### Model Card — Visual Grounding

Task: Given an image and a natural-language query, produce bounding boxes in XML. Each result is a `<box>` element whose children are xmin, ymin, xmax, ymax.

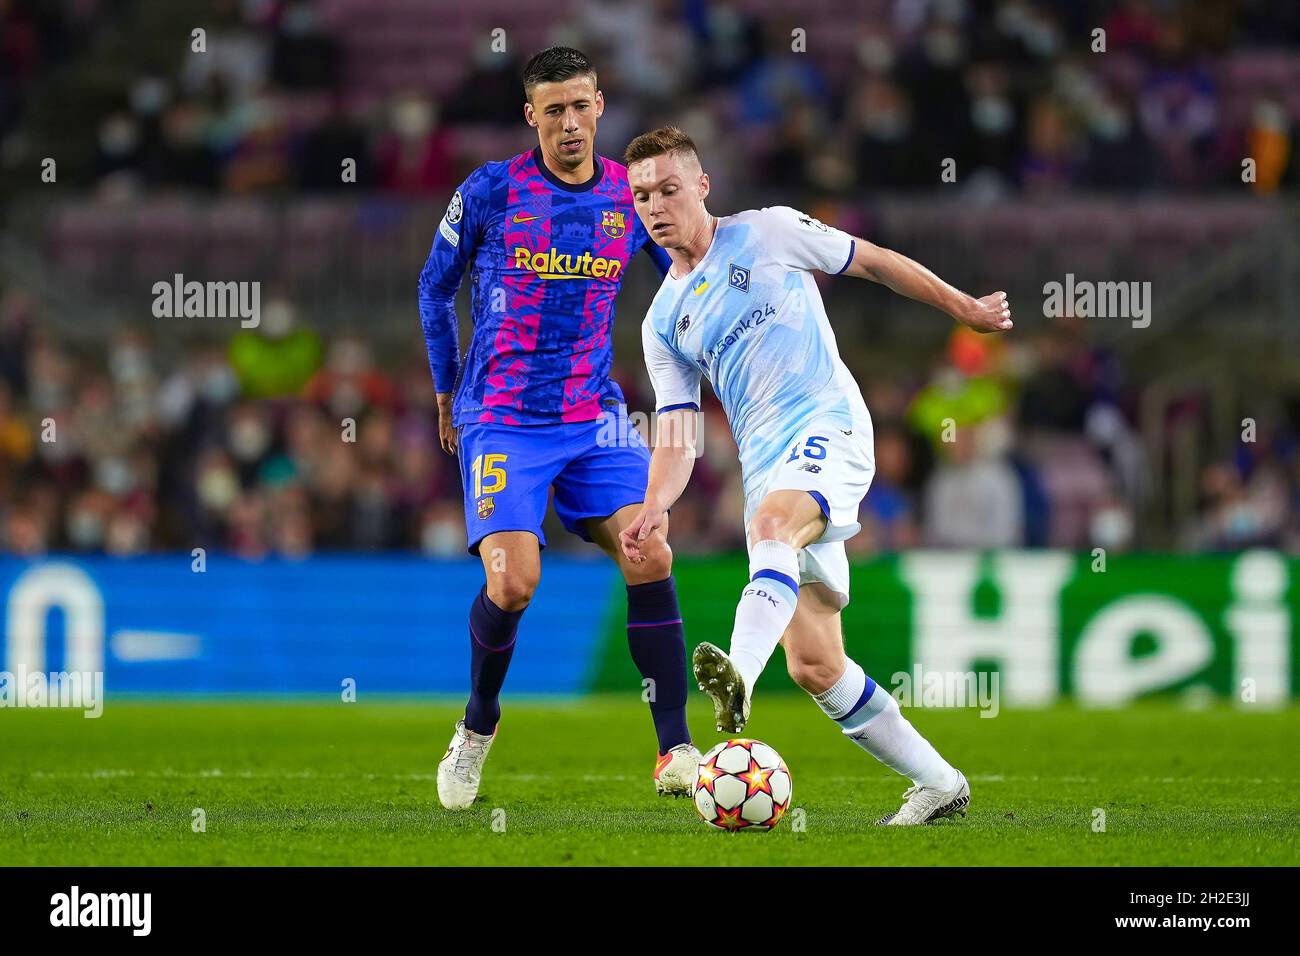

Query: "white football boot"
<box><xmin>437</xmin><ymin>719</ymin><xmax>495</xmax><ymax>810</ymax></box>
<box><xmin>653</xmin><ymin>743</ymin><xmax>702</xmax><ymax>797</ymax></box>
<box><xmin>877</xmin><ymin>770</ymin><xmax>970</xmax><ymax>826</ymax></box>
<box><xmin>692</xmin><ymin>641</ymin><xmax>751</xmax><ymax>733</ymax></box>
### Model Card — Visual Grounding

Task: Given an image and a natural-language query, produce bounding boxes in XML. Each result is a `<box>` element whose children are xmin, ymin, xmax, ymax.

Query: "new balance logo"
<box><xmin>677</xmin><ymin>315</ymin><xmax>691</xmax><ymax>335</ymax></box>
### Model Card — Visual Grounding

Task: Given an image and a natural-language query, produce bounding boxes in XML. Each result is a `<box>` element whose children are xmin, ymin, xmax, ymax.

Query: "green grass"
<box><xmin>2</xmin><ymin>696</ymin><xmax>1297</xmax><ymax>865</ymax></box>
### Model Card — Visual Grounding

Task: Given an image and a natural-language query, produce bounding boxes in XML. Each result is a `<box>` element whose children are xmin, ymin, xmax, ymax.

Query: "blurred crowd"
<box><xmin>2</xmin><ymin>0</ymin><xmax>1299</xmax><ymax>557</ymax></box>
<box><xmin>2</xmin><ymin>283</ymin><xmax>1298</xmax><ymax>557</ymax></box>
<box><xmin>0</xmin><ymin>284</ymin><xmax>466</xmax><ymax>557</ymax></box>
<box><xmin>3</xmin><ymin>0</ymin><xmax>1300</xmax><ymax>201</ymax></box>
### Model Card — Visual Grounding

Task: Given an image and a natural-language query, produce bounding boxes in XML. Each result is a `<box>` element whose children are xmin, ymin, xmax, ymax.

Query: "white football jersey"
<box><xmin>642</xmin><ymin>206</ymin><xmax>870</xmax><ymax>494</ymax></box>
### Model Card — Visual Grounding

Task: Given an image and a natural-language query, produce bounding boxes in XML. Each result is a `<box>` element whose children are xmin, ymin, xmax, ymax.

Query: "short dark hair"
<box><xmin>522</xmin><ymin>47</ymin><xmax>597</xmax><ymax>99</ymax></box>
<box><xmin>623</xmin><ymin>126</ymin><xmax>700</xmax><ymax>168</ymax></box>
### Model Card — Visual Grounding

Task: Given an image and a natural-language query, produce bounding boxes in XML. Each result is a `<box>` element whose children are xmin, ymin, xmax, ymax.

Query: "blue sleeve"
<box><xmin>418</xmin><ymin>168</ymin><xmax>489</xmax><ymax>393</ymax></box>
<box><xmin>641</xmin><ymin>234</ymin><xmax>672</xmax><ymax>277</ymax></box>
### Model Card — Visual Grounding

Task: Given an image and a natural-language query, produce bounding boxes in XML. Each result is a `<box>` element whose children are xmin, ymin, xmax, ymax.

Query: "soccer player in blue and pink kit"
<box><xmin>419</xmin><ymin>48</ymin><xmax>700</xmax><ymax>809</ymax></box>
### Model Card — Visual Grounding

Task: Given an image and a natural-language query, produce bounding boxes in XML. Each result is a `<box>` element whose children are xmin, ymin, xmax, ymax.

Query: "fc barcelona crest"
<box><xmin>477</xmin><ymin>496</ymin><xmax>495</xmax><ymax>519</ymax></box>
<box><xmin>601</xmin><ymin>209</ymin><xmax>626</xmax><ymax>239</ymax></box>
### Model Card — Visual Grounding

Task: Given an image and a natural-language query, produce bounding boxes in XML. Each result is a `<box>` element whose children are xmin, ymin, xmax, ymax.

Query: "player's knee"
<box><xmin>748</xmin><ymin>511</ymin><xmax>795</xmax><ymax>545</ymax></box>
<box><xmin>786</xmin><ymin>656</ymin><xmax>841</xmax><ymax>695</ymax></box>
<box><xmin>625</xmin><ymin>538</ymin><xmax>673</xmax><ymax>584</ymax></box>
<box><xmin>486</xmin><ymin>572</ymin><xmax>539</xmax><ymax>612</ymax></box>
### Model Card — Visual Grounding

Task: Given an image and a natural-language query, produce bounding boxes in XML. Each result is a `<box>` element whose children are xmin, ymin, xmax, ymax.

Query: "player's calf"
<box><xmin>726</xmin><ymin>539</ymin><xmax>803</xmax><ymax>700</ymax></box>
<box><xmin>626</xmin><ymin>576</ymin><xmax>692</xmax><ymax>755</ymax></box>
<box><xmin>786</xmin><ymin>655</ymin><xmax>844</xmax><ymax>695</ymax></box>
<box><xmin>464</xmin><ymin>585</ymin><xmax>524</xmax><ymax>735</ymax></box>
<box><xmin>595</xmin><ymin>505</ymin><xmax>694</xmax><ymax>758</ymax></box>
<box><xmin>800</xmin><ymin>651</ymin><xmax>968</xmax><ymax>823</ymax></box>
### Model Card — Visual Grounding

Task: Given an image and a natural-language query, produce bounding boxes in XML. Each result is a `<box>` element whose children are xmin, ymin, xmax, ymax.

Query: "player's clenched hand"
<box><xmin>956</xmin><ymin>291</ymin><xmax>1012</xmax><ymax>334</ymax></box>
<box><xmin>620</xmin><ymin>505</ymin><xmax>666</xmax><ymax>563</ymax></box>
<box><xmin>436</xmin><ymin>392</ymin><xmax>457</xmax><ymax>455</ymax></box>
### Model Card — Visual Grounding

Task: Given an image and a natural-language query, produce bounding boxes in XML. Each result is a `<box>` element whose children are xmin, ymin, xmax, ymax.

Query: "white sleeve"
<box><xmin>762</xmin><ymin>205</ymin><xmax>856</xmax><ymax>275</ymax></box>
<box><xmin>642</xmin><ymin>317</ymin><xmax>701</xmax><ymax>413</ymax></box>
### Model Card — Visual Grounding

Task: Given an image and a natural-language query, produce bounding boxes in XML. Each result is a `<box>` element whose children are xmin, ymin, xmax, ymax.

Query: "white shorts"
<box><xmin>743</xmin><ymin>412</ymin><xmax>876</xmax><ymax>609</ymax></box>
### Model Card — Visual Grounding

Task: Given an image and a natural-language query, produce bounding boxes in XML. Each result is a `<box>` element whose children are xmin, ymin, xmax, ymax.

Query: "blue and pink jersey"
<box><xmin>419</xmin><ymin>146</ymin><xmax>670</xmax><ymax>427</ymax></box>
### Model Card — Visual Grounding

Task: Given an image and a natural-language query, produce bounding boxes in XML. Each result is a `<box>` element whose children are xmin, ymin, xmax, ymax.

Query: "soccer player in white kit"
<box><xmin>618</xmin><ymin>127</ymin><xmax>1013</xmax><ymax>825</ymax></box>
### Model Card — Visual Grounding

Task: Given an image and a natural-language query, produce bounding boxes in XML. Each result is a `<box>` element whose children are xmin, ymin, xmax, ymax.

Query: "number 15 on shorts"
<box><xmin>472</xmin><ymin>453</ymin><xmax>508</xmax><ymax>497</ymax></box>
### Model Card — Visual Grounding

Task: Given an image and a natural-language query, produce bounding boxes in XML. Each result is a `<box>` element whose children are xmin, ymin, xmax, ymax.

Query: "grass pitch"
<box><xmin>2</xmin><ymin>696</ymin><xmax>1297</xmax><ymax>866</ymax></box>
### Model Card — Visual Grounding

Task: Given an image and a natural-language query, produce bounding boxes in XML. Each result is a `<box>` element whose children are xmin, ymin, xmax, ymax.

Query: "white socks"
<box><xmin>729</xmin><ymin>539</ymin><xmax>800</xmax><ymax>693</ymax></box>
<box><xmin>730</xmin><ymin>539</ymin><xmax>958</xmax><ymax>792</ymax></box>
<box><xmin>811</xmin><ymin>658</ymin><xmax>959</xmax><ymax>790</ymax></box>
<box><xmin>811</xmin><ymin>658</ymin><xmax>876</xmax><ymax>722</ymax></box>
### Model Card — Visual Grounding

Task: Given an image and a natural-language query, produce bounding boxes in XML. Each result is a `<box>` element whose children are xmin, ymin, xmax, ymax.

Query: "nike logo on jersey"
<box><xmin>512</xmin><ymin>213</ymin><xmax>541</xmax><ymax>223</ymax></box>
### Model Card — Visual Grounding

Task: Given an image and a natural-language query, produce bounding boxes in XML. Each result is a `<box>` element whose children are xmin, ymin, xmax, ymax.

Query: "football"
<box><xmin>694</xmin><ymin>738</ymin><xmax>792</xmax><ymax>831</ymax></box>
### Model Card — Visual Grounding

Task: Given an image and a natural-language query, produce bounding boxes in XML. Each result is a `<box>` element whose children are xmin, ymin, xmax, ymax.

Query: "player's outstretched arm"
<box><xmin>842</xmin><ymin>240</ymin><xmax>1012</xmax><ymax>334</ymax></box>
<box><xmin>620</xmin><ymin>409</ymin><xmax>698</xmax><ymax>563</ymax></box>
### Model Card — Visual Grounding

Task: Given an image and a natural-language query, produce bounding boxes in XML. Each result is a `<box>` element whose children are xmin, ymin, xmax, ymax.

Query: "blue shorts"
<box><xmin>457</xmin><ymin>411</ymin><xmax>650</xmax><ymax>554</ymax></box>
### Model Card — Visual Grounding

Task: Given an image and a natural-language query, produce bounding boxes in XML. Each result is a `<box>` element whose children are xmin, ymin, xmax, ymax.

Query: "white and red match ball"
<box><xmin>694</xmin><ymin>738</ymin><xmax>792</xmax><ymax>832</ymax></box>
